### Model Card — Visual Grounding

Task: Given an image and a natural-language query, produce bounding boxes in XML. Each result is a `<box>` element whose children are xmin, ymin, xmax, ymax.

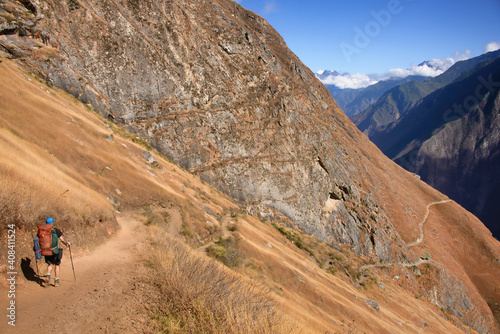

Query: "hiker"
<box><xmin>35</xmin><ymin>217</ymin><xmax>71</xmax><ymax>287</ymax></box>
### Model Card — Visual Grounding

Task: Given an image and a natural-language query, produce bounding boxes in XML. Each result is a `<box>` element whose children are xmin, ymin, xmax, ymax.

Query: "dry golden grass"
<box><xmin>233</xmin><ymin>214</ymin><xmax>475</xmax><ymax>333</ymax></box>
<box><xmin>0</xmin><ymin>61</ymin><xmax>121</xmax><ymax>263</ymax></box>
<box><xmin>0</xmin><ymin>128</ymin><xmax>113</xmax><ymax>224</ymax></box>
<box><xmin>149</xmin><ymin>226</ymin><xmax>296</xmax><ymax>334</ymax></box>
<box><xmin>0</xmin><ymin>126</ymin><xmax>116</xmax><ymax>265</ymax></box>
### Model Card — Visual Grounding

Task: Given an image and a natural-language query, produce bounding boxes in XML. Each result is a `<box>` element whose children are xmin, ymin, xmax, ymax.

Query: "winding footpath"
<box><xmin>359</xmin><ymin>199</ymin><xmax>452</xmax><ymax>273</ymax></box>
<box><xmin>407</xmin><ymin>199</ymin><xmax>452</xmax><ymax>247</ymax></box>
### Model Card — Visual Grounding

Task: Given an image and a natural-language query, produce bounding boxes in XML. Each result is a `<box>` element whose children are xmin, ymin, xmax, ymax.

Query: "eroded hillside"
<box><xmin>0</xmin><ymin>57</ymin><xmax>493</xmax><ymax>334</ymax></box>
<box><xmin>1</xmin><ymin>0</ymin><xmax>500</xmax><ymax>332</ymax></box>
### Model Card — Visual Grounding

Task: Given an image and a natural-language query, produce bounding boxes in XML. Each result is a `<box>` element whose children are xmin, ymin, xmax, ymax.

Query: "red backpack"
<box><xmin>37</xmin><ymin>224</ymin><xmax>59</xmax><ymax>256</ymax></box>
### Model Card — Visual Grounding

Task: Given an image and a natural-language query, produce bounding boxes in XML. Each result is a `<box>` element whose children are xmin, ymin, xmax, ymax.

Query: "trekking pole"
<box><xmin>68</xmin><ymin>244</ymin><xmax>76</xmax><ymax>281</ymax></box>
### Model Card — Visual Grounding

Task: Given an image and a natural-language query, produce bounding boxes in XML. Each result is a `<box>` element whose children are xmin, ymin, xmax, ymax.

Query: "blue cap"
<box><xmin>46</xmin><ymin>217</ymin><xmax>55</xmax><ymax>224</ymax></box>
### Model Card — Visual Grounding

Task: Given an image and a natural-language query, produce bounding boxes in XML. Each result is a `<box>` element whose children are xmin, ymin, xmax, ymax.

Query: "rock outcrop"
<box><xmin>1</xmin><ymin>0</ymin><xmax>404</xmax><ymax>260</ymax></box>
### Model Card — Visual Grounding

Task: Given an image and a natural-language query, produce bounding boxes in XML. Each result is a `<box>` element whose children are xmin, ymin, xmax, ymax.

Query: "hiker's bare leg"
<box><xmin>55</xmin><ymin>265</ymin><xmax>60</xmax><ymax>278</ymax></box>
<box><xmin>44</xmin><ymin>264</ymin><xmax>53</xmax><ymax>285</ymax></box>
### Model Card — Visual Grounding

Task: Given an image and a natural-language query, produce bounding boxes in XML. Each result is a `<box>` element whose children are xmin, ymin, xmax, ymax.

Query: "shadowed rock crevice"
<box><xmin>19</xmin><ymin>0</ymin><xmax>37</xmax><ymax>14</ymax></box>
<box><xmin>317</xmin><ymin>156</ymin><xmax>330</xmax><ymax>175</ymax></box>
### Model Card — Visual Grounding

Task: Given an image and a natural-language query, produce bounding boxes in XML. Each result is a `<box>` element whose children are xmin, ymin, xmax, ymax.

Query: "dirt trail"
<box><xmin>2</xmin><ymin>215</ymin><xmax>152</xmax><ymax>334</ymax></box>
<box><xmin>408</xmin><ymin>199</ymin><xmax>452</xmax><ymax>247</ymax></box>
<box><xmin>360</xmin><ymin>258</ymin><xmax>444</xmax><ymax>272</ymax></box>
<box><xmin>359</xmin><ymin>199</ymin><xmax>452</xmax><ymax>273</ymax></box>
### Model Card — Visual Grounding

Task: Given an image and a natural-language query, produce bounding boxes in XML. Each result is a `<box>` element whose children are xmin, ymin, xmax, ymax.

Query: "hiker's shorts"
<box><xmin>44</xmin><ymin>249</ymin><xmax>63</xmax><ymax>265</ymax></box>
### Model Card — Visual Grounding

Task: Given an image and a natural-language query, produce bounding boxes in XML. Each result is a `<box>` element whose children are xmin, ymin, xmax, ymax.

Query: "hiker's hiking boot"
<box><xmin>54</xmin><ymin>277</ymin><xmax>60</xmax><ymax>287</ymax></box>
<box><xmin>42</xmin><ymin>274</ymin><xmax>50</xmax><ymax>287</ymax></box>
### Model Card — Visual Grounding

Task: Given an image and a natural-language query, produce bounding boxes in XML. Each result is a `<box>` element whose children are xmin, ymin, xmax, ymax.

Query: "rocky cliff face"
<box><xmin>2</xmin><ymin>1</ymin><xmax>500</xmax><ymax>331</ymax></box>
<box><xmin>1</xmin><ymin>0</ymin><xmax>403</xmax><ymax>259</ymax></box>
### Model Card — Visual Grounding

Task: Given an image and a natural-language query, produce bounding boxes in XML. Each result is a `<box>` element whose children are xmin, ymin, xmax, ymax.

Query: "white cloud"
<box><xmin>320</xmin><ymin>72</ymin><xmax>379</xmax><ymax>89</ymax></box>
<box><xmin>386</xmin><ymin>61</ymin><xmax>448</xmax><ymax>78</ymax></box>
<box><xmin>485</xmin><ymin>41</ymin><xmax>500</xmax><ymax>53</ymax></box>
<box><xmin>454</xmin><ymin>49</ymin><xmax>471</xmax><ymax>61</ymax></box>
<box><xmin>318</xmin><ymin>50</ymin><xmax>472</xmax><ymax>89</ymax></box>
<box><xmin>386</xmin><ymin>50</ymin><xmax>471</xmax><ymax>79</ymax></box>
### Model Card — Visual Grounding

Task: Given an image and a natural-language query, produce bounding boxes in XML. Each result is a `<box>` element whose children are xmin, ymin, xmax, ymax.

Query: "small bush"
<box><xmin>200</xmin><ymin>237</ymin><xmax>243</xmax><ymax>268</ymax></box>
<box><xmin>145</xmin><ymin>216</ymin><xmax>155</xmax><ymax>225</ymax></box>
<box><xmin>162</xmin><ymin>211</ymin><xmax>170</xmax><ymax>225</ymax></box>
<box><xmin>227</xmin><ymin>222</ymin><xmax>237</xmax><ymax>232</ymax></box>
<box><xmin>207</xmin><ymin>245</ymin><xmax>227</xmax><ymax>261</ymax></box>
<box><xmin>271</xmin><ymin>223</ymin><xmax>316</xmax><ymax>259</ymax></box>
<box><xmin>327</xmin><ymin>267</ymin><xmax>337</xmax><ymax>275</ymax></box>
<box><xmin>132</xmin><ymin>136</ymin><xmax>153</xmax><ymax>151</ymax></box>
<box><xmin>328</xmin><ymin>252</ymin><xmax>343</xmax><ymax>262</ymax></box>
<box><xmin>181</xmin><ymin>225</ymin><xmax>192</xmax><ymax>238</ymax></box>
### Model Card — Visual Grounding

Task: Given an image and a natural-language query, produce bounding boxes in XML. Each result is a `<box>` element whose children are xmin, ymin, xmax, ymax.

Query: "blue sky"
<box><xmin>235</xmin><ymin>0</ymin><xmax>500</xmax><ymax>76</ymax></box>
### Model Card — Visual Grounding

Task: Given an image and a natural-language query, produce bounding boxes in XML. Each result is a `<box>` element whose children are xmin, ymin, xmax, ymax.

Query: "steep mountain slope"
<box><xmin>353</xmin><ymin>50</ymin><xmax>500</xmax><ymax>137</ymax></box>
<box><xmin>344</xmin><ymin>76</ymin><xmax>429</xmax><ymax>117</ymax></box>
<box><xmin>324</xmin><ymin>75</ymin><xmax>428</xmax><ymax>117</ymax></box>
<box><xmin>3</xmin><ymin>0</ymin><xmax>413</xmax><ymax>259</ymax></box>
<box><xmin>1</xmin><ymin>0</ymin><xmax>500</xmax><ymax>331</ymax></box>
<box><xmin>0</xmin><ymin>57</ymin><xmax>489</xmax><ymax>334</ymax></box>
<box><xmin>353</xmin><ymin>80</ymin><xmax>439</xmax><ymax>135</ymax></box>
<box><xmin>324</xmin><ymin>85</ymin><xmax>361</xmax><ymax>114</ymax></box>
<box><xmin>372</xmin><ymin>57</ymin><xmax>500</xmax><ymax>239</ymax></box>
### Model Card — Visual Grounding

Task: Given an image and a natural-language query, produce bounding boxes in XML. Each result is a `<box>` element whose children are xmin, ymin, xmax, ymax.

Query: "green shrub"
<box><xmin>207</xmin><ymin>245</ymin><xmax>227</xmax><ymax>261</ymax></box>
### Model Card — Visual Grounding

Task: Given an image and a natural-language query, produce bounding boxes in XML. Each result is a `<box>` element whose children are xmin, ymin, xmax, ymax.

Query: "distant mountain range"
<box><xmin>352</xmin><ymin>50</ymin><xmax>500</xmax><ymax>137</ymax></box>
<box><xmin>324</xmin><ymin>76</ymin><xmax>428</xmax><ymax>117</ymax></box>
<box><xmin>316</xmin><ymin>57</ymin><xmax>458</xmax><ymax>117</ymax></box>
<box><xmin>345</xmin><ymin>50</ymin><xmax>500</xmax><ymax>238</ymax></box>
